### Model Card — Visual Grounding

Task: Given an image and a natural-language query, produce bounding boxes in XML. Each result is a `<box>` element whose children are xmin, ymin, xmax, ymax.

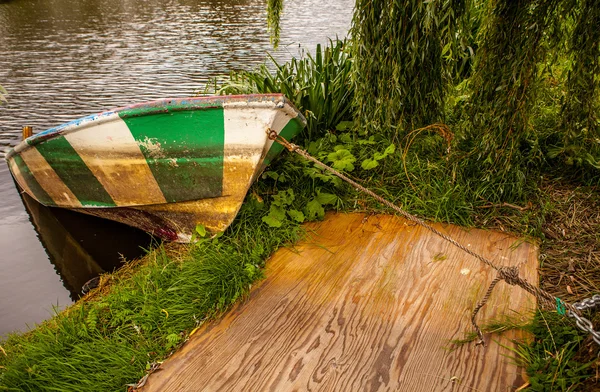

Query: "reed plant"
<box><xmin>215</xmin><ymin>39</ymin><xmax>354</xmax><ymax>141</ymax></box>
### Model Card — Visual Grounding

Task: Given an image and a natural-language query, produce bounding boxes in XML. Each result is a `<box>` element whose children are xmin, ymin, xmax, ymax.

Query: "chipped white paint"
<box><xmin>460</xmin><ymin>268</ymin><xmax>470</xmax><ymax>275</ymax></box>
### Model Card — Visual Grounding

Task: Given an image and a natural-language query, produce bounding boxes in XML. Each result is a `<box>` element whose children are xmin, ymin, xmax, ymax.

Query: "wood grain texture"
<box><xmin>142</xmin><ymin>213</ymin><xmax>538</xmax><ymax>392</ymax></box>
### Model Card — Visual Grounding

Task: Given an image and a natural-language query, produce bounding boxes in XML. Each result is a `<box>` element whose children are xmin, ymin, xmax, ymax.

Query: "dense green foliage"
<box><xmin>350</xmin><ymin>0</ymin><xmax>467</xmax><ymax>136</ymax></box>
<box><xmin>3</xmin><ymin>0</ymin><xmax>600</xmax><ymax>389</ymax></box>
<box><xmin>515</xmin><ymin>312</ymin><xmax>593</xmax><ymax>391</ymax></box>
<box><xmin>553</xmin><ymin>0</ymin><xmax>600</xmax><ymax>169</ymax></box>
<box><xmin>215</xmin><ymin>40</ymin><xmax>353</xmax><ymax>140</ymax></box>
<box><xmin>464</xmin><ymin>0</ymin><xmax>560</xmax><ymax>199</ymax></box>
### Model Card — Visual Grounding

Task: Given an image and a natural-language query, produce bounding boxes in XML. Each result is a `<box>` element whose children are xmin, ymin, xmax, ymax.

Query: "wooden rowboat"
<box><xmin>6</xmin><ymin>94</ymin><xmax>306</xmax><ymax>242</ymax></box>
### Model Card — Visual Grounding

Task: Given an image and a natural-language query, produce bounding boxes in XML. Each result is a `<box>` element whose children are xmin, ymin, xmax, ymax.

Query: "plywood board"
<box><xmin>142</xmin><ymin>213</ymin><xmax>538</xmax><ymax>392</ymax></box>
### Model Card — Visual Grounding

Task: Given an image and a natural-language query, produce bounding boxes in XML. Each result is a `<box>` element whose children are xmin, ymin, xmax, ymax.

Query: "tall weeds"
<box><xmin>216</xmin><ymin>40</ymin><xmax>354</xmax><ymax>140</ymax></box>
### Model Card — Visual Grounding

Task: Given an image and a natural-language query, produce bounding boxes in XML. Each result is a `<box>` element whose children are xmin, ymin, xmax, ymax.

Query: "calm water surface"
<box><xmin>0</xmin><ymin>0</ymin><xmax>352</xmax><ymax>336</ymax></box>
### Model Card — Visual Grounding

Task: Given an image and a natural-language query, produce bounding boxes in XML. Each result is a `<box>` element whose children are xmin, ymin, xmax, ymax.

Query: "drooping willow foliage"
<box><xmin>350</xmin><ymin>0</ymin><xmax>467</xmax><ymax>138</ymax></box>
<box><xmin>262</xmin><ymin>0</ymin><xmax>600</xmax><ymax>185</ymax></box>
<box><xmin>266</xmin><ymin>0</ymin><xmax>283</xmax><ymax>49</ymax></box>
<box><xmin>463</xmin><ymin>0</ymin><xmax>560</xmax><ymax>197</ymax></box>
<box><xmin>556</xmin><ymin>0</ymin><xmax>600</xmax><ymax>169</ymax></box>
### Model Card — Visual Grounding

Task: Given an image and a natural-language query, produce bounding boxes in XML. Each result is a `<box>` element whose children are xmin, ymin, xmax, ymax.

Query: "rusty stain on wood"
<box><xmin>142</xmin><ymin>213</ymin><xmax>538</xmax><ymax>392</ymax></box>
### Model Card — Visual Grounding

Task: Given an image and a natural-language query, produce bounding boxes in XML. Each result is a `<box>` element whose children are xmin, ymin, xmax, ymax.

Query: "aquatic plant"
<box><xmin>216</xmin><ymin>39</ymin><xmax>354</xmax><ymax>140</ymax></box>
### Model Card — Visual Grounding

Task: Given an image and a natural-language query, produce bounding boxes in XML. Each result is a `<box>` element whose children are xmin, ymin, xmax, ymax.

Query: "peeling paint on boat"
<box><xmin>137</xmin><ymin>137</ymin><xmax>166</xmax><ymax>159</ymax></box>
<box><xmin>6</xmin><ymin>94</ymin><xmax>306</xmax><ymax>242</ymax></box>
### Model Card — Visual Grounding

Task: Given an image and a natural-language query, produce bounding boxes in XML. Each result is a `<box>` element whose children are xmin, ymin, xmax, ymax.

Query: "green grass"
<box><xmin>0</xmin><ymin>205</ymin><xmax>304</xmax><ymax>391</ymax></box>
<box><xmin>3</xmin><ymin>38</ymin><xmax>600</xmax><ymax>391</ymax></box>
<box><xmin>514</xmin><ymin>312</ymin><xmax>595</xmax><ymax>392</ymax></box>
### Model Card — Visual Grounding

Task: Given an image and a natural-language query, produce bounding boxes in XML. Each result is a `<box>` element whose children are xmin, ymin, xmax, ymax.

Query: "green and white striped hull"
<box><xmin>6</xmin><ymin>94</ymin><xmax>305</xmax><ymax>242</ymax></box>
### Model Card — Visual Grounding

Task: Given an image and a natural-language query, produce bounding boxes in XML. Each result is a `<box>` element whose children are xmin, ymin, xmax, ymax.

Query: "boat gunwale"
<box><xmin>6</xmin><ymin>94</ymin><xmax>306</xmax><ymax>159</ymax></box>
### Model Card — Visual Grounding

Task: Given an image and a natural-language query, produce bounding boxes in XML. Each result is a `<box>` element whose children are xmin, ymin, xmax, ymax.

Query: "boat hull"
<box><xmin>6</xmin><ymin>94</ymin><xmax>305</xmax><ymax>242</ymax></box>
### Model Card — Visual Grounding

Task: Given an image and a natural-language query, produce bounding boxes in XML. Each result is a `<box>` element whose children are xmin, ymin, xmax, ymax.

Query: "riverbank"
<box><xmin>2</xmin><ymin>36</ymin><xmax>600</xmax><ymax>390</ymax></box>
<box><xmin>0</xmin><ymin>0</ymin><xmax>354</xmax><ymax>334</ymax></box>
<box><xmin>1</xmin><ymin>123</ymin><xmax>599</xmax><ymax>390</ymax></box>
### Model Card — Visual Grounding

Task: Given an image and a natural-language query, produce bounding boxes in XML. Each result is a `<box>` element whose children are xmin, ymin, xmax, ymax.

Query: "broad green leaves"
<box><xmin>262</xmin><ymin>189</ymin><xmax>305</xmax><ymax>228</ymax></box>
<box><xmin>305</xmin><ymin>199</ymin><xmax>325</xmax><ymax>220</ymax></box>
<box><xmin>287</xmin><ymin>209</ymin><xmax>306</xmax><ymax>223</ymax></box>
<box><xmin>315</xmin><ymin>191</ymin><xmax>338</xmax><ymax>206</ymax></box>
<box><xmin>361</xmin><ymin>158</ymin><xmax>379</xmax><ymax>170</ymax></box>
<box><xmin>261</xmin><ymin>187</ymin><xmax>339</xmax><ymax>228</ymax></box>
<box><xmin>195</xmin><ymin>224</ymin><xmax>206</xmax><ymax>238</ymax></box>
<box><xmin>327</xmin><ymin>149</ymin><xmax>356</xmax><ymax>171</ymax></box>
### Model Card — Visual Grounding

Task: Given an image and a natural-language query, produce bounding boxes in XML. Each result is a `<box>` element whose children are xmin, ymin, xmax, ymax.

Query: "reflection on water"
<box><xmin>0</xmin><ymin>0</ymin><xmax>352</xmax><ymax>336</ymax></box>
<box><xmin>19</xmin><ymin>190</ymin><xmax>156</xmax><ymax>300</ymax></box>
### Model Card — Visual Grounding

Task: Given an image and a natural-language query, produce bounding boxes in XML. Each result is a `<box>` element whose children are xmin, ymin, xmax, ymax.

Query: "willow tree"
<box><xmin>266</xmin><ymin>0</ymin><xmax>284</xmax><ymax>49</ymax></box>
<box><xmin>465</xmin><ymin>0</ymin><xmax>560</xmax><ymax>198</ymax></box>
<box><xmin>350</xmin><ymin>0</ymin><xmax>467</xmax><ymax>137</ymax></box>
<box><xmin>556</xmin><ymin>0</ymin><xmax>600</xmax><ymax>170</ymax></box>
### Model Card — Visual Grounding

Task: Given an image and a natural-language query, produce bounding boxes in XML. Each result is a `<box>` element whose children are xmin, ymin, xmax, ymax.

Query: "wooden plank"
<box><xmin>142</xmin><ymin>213</ymin><xmax>538</xmax><ymax>392</ymax></box>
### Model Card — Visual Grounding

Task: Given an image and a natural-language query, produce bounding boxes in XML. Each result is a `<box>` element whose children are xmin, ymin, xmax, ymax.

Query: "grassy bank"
<box><xmin>0</xmin><ymin>206</ymin><xmax>304</xmax><ymax>390</ymax></box>
<box><xmin>2</xmin><ymin>39</ymin><xmax>600</xmax><ymax>391</ymax></box>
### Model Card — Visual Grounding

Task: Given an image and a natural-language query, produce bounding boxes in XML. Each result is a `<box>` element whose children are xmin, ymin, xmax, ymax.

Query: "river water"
<box><xmin>0</xmin><ymin>0</ymin><xmax>352</xmax><ymax>337</ymax></box>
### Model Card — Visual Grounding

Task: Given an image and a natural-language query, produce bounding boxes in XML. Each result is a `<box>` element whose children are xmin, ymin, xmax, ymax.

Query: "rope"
<box><xmin>267</xmin><ymin>130</ymin><xmax>581</xmax><ymax>345</ymax></box>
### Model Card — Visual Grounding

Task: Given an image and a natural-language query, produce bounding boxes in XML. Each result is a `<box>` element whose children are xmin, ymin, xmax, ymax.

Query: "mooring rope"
<box><xmin>267</xmin><ymin>129</ymin><xmax>600</xmax><ymax>346</ymax></box>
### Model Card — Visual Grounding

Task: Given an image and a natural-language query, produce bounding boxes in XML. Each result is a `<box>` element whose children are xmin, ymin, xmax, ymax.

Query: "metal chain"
<box><xmin>568</xmin><ymin>295</ymin><xmax>600</xmax><ymax>345</ymax></box>
<box><xmin>267</xmin><ymin>129</ymin><xmax>600</xmax><ymax>345</ymax></box>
